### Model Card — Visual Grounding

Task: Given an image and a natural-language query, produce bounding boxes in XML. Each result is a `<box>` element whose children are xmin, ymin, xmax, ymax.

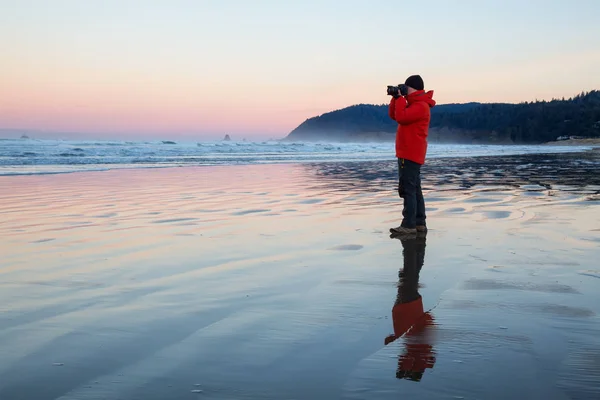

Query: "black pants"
<box><xmin>397</xmin><ymin>158</ymin><xmax>426</xmax><ymax>228</ymax></box>
<box><xmin>396</xmin><ymin>235</ymin><xmax>426</xmax><ymax>304</ymax></box>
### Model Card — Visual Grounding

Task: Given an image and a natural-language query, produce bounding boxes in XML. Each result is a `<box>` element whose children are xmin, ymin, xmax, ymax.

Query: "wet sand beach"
<box><xmin>1</xmin><ymin>152</ymin><xmax>599</xmax><ymax>400</ymax></box>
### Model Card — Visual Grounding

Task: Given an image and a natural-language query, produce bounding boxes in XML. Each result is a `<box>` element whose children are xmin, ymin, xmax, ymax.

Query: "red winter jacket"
<box><xmin>388</xmin><ymin>90</ymin><xmax>436</xmax><ymax>164</ymax></box>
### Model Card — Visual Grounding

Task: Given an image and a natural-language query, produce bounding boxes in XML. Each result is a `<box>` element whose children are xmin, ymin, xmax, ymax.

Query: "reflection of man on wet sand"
<box><xmin>385</xmin><ymin>233</ymin><xmax>436</xmax><ymax>381</ymax></box>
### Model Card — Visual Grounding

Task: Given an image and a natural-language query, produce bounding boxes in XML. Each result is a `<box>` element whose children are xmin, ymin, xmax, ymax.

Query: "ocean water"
<box><xmin>0</xmin><ymin>138</ymin><xmax>593</xmax><ymax>176</ymax></box>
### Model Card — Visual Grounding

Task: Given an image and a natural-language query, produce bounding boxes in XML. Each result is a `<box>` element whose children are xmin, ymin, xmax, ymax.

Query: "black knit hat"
<box><xmin>405</xmin><ymin>75</ymin><xmax>424</xmax><ymax>91</ymax></box>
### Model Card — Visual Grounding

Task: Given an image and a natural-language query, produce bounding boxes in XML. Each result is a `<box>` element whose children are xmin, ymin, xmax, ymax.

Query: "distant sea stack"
<box><xmin>20</xmin><ymin>134</ymin><xmax>30</xmax><ymax>139</ymax></box>
<box><xmin>223</xmin><ymin>134</ymin><xmax>231</xmax><ymax>141</ymax></box>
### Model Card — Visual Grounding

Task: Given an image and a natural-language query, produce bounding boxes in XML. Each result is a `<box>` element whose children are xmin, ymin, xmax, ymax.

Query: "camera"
<box><xmin>387</xmin><ymin>84</ymin><xmax>408</xmax><ymax>97</ymax></box>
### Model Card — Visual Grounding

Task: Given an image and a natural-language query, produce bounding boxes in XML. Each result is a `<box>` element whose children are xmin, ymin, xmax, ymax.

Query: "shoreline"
<box><xmin>1</xmin><ymin>145</ymin><xmax>597</xmax><ymax>178</ymax></box>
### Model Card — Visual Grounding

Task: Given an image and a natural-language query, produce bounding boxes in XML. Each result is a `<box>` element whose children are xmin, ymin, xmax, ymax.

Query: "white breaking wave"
<box><xmin>0</xmin><ymin>138</ymin><xmax>593</xmax><ymax>176</ymax></box>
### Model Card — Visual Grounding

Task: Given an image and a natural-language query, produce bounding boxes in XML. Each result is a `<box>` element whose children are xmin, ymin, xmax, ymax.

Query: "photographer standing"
<box><xmin>387</xmin><ymin>75</ymin><xmax>436</xmax><ymax>235</ymax></box>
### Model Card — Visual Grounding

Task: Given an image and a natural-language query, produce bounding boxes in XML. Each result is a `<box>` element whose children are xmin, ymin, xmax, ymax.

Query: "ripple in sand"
<box><xmin>334</xmin><ymin>279</ymin><xmax>393</xmax><ymax>287</ymax></box>
<box><xmin>31</xmin><ymin>238</ymin><xmax>55</xmax><ymax>243</ymax></box>
<box><xmin>94</xmin><ymin>212</ymin><xmax>118</xmax><ymax>218</ymax></box>
<box><xmin>578</xmin><ymin>270</ymin><xmax>600</xmax><ymax>279</ymax></box>
<box><xmin>521</xmin><ymin>191</ymin><xmax>546</xmax><ymax>197</ymax></box>
<box><xmin>569</xmin><ymin>197</ymin><xmax>600</xmax><ymax>205</ymax></box>
<box><xmin>528</xmin><ymin>304</ymin><xmax>595</xmax><ymax>318</ymax></box>
<box><xmin>152</xmin><ymin>218</ymin><xmax>198</xmax><ymax>224</ymax></box>
<box><xmin>476</xmin><ymin>189</ymin><xmax>511</xmax><ymax>195</ymax></box>
<box><xmin>520</xmin><ymin>184</ymin><xmax>546</xmax><ymax>191</ymax></box>
<box><xmin>482</xmin><ymin>210</ymin><xmax>511</xmax><ymax>219</ymax></box>
<box><xmin>465</xmin><ymin>197</ymin><xmax>501</xmax><ymax>203</ymax></box>
<box><xmin>469</xmin><ymin>254</ymin><xmax>488</xmax><ymax>262</ymax></box>
<box><xmin>65</xmin><ymin>220</ymin><xmax>93</xmax><ymax>226</ymax></box>
<box><xmin>329</xmin><ymin>244</ymin><xmax>364</xmax><ymax>251</ymax></box>
<box><xmin>551</xmin><ymin>184</ymin><xmax>579</xmax><ymax>192</ymax></box>
<box><xmin>426</xmin><ymin>196</ymin><xmax>454</xmax><ymax>202</ymax></box>
<box><xmin>444</xmin><ymin>299</ymin><xmax>481</xmax><ymax>309</ymax></box>
<box><xmin>231</xmin><ymin>209</ymin><xmax>270</xmax><ymax>215</ymax></box>
<box><xmin>446</xmin><ymin>207</ymin><xmax>466</xmax><ymax>213</ymax></box>
<box><xmin>463</xmin><ymin>278</ymin><xmax>579</xmax><ymax>294</ymax></box>
<box><xmin>557</xmin><ymin>347</ymin><xmax>600</xmax><ymax>399</ymax></box>
<box><xmin>298</xmin><ymin>198</ymin><xmax>324</xmax><ymax>204</ymax></box>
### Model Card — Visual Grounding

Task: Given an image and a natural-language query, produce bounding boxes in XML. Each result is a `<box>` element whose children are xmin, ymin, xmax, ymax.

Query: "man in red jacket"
<box><xmin>388</xmin><ymin>75</ymin><xmax>436</xmax><ymax>235</ymax></box>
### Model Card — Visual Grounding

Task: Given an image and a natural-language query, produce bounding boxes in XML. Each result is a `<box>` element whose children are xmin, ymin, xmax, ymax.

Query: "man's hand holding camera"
<box><xmin>387</xmin><ymin>84</ymin><xmax>409</xmax><ymax>99</ymax></box>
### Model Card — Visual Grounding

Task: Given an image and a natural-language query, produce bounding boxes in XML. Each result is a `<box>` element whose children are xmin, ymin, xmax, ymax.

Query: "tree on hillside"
<box><xmin>287</xmin><ymin>91</ymin><xmax>600</xmax><ymax>143</ymax></box>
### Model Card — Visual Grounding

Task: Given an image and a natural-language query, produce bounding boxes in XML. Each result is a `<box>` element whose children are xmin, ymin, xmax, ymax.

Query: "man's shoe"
<box><xmin>416</xmin><ymin>225</ymin><xmax>428</xmax><ymax>232</ymax></box>
<box><xmin>390</xmin><ymin>226</ymin><xmax>417</xmax><ymax>235</ymax></box>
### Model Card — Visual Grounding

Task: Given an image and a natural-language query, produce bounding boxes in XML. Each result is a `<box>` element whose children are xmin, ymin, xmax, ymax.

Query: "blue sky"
<box><xmin>1</xmin><ymin>0</ymin><xmax>599</xmax><ymax>138</ymax></box>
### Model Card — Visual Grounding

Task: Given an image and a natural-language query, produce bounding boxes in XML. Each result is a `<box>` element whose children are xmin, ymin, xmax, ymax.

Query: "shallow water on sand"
<box><xmin>0</xmin><ymin>152</ymin><xmax>599</xmax><ymax>399</ymax></box>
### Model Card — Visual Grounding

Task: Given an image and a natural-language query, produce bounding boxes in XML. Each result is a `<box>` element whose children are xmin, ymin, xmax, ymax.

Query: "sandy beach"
<box><xmin>1</xmin><ymin>152</ymin><xmax>599</xmax><ymax>400</ymax></box>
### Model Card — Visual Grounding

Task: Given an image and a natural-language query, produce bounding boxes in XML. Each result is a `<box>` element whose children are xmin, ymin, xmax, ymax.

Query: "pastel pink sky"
<box><xmin>1</xmin><ymin>0</ymin><xmax>599</xmax><ymax>140</ymax></box>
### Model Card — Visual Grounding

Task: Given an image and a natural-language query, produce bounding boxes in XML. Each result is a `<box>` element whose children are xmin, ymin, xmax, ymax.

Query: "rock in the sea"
<box><xmin>223</xmin><ymin>134</ymin><xmax>231</xmax><ymax>141</ymax></box>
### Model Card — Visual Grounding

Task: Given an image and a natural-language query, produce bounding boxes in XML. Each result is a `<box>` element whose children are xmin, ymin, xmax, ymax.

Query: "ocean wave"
<box><xmin>59</xmin><ymin>152</ymin><xmax>85</xmax><ymax>157</ymax></box>
<box><xmin>13</xmin><ymin>152</ymin><xmax>37</xmax><ymax>157</ymax></box>
<box><xmin>0</xmin><ymin>139</ymin><xmax>595</xmax><ymax>175</ymax></box>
